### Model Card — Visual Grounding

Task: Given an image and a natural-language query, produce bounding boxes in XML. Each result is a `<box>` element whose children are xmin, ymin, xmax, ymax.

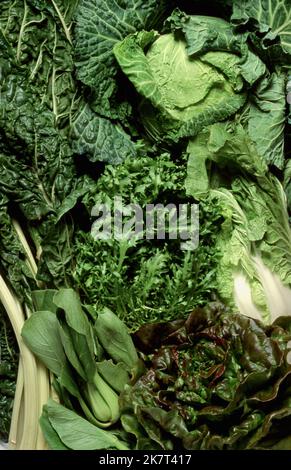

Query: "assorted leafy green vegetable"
<box><xmin>0</xmin><ymin>0</ymin><xmax>291</xmax><ymax>450</ymax></box>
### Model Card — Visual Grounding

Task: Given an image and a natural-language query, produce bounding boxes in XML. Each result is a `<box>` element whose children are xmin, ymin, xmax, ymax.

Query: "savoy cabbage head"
<box><xmin>113</xmin><ymin>12</ymin><xmax>266</xmax><ymax>146</ymax></box>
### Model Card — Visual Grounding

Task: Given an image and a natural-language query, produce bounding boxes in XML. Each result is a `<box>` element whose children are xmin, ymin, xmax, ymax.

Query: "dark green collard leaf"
<box><xmin>44</xmin><ymin>399</ymin><xmax>128</xmax><ymax>450</ymax></box>
<box><xmin>122</xmin><ymin>306</ymin><xmax>291</xmax><ymax>449</ymax></box>
<box><xmin>71</xmin><ymin>101</ymin><xmax>135</xmax><ymax>164</ymax></box>
<box><xmin>95</xmin><ymin>308</ymin><xmax>138</xmax><ymax>370</ymax></box>
<box><xmin>246</xmin><ymin>72</ymin><xmax>287</xmax><ymax>169</ymax></box>
<box><xmin>232</xmin><ymin>0</ymin><xmax>291</xmax><ymax>59</ymax></box>
<box><xmin>74</xmin><ymin>0</ymin><xmax>167</xmax><ymax>116</ymax></box>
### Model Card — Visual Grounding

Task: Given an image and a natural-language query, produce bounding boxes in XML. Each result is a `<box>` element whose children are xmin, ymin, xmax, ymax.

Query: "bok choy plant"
<box><xmin>21</xmin><ymin>288</ymin><xmax>139</xmax><ymax>450</ymax></box>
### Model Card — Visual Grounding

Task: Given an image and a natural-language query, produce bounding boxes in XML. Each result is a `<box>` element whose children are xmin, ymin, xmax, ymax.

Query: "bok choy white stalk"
<box><xmin>234</xmin><ymin>255</ymin><xmax>291</xmax><ymax>322</ymax></box>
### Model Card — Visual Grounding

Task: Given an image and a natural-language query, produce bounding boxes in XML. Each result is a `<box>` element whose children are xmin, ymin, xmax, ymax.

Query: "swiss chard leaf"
<box><xmin>0</xmin><ymin>0</ymin><xmax>95</xmax><ymax>293</ymax></box>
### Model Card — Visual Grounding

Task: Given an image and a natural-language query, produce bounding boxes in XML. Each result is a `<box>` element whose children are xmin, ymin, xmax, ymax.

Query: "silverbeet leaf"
<box><xmin>0</xmin><ymin>0</ymin><xmax>95</xmax><ymax>293</ymax></box>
